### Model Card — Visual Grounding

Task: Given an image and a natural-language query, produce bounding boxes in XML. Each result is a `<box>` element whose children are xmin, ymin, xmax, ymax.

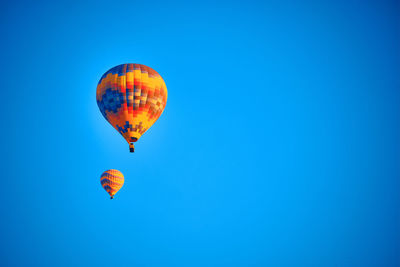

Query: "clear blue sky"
<box><xmin>1</xmin><ymin>0</ymin><xmax>399</xmax><ymax>266</ymax></box>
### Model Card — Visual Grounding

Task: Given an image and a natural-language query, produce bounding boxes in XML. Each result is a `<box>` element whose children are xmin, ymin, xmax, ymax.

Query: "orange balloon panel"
<box><xmin>97</xmin><ymin>64</ymin><xmax>167</xmax><ymax>152</ymax></box>
<box><xmin>100</xmin><ymin>169</ymin><xmax>124</xmax><ymax>199</ymax></box>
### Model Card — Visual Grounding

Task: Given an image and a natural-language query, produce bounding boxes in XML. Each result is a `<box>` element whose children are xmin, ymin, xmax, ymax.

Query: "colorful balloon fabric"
<box><xmin>100</xmin><ymin>169</ymin><xmax>124</xmax><ymax>199</ymax></box>
<box><xmin>96</xmin><ymin>63</ymin><xmax>168</xmax><ymax>152</ymax></box>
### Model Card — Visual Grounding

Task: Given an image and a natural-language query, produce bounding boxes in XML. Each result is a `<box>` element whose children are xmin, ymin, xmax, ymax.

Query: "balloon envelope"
<box><xmin>96</xmin><ymin>63</ymin><xmax>168</xmax><ymax>152</ymax></box>
<box><xmin>100</xmin><ymin>169</ymin><xmax>124</xmax><ymax>199</ymax></box>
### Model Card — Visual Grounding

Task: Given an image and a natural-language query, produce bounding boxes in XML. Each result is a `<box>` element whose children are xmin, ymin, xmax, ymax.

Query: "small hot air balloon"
<box><xmin>96</xmin><ymin>63</ymin><xmax>168</xmax><ymax>152</ymax></box>
<box><xmin>100</xmin><ymin>169</ymin><xmax>124</xmax><ymax>199</ymax></box>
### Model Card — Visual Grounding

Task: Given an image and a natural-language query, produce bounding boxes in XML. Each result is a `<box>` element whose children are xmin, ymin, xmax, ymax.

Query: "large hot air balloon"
<box><xmin>100</xmin><ymin>169</ymin><xmax>124</xmax><ymax>199</ymax></box>
<box><xmin>96</xmin><ymin>63</ymin><xmax>167</xmax><ymax>152</ymax></box>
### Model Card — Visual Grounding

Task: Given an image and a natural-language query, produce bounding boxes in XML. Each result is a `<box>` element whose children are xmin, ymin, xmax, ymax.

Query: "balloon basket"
<box><xmin>129</xmin><ymin>142</ymin><xmax>135</xmax><ymax>153</ymax></box>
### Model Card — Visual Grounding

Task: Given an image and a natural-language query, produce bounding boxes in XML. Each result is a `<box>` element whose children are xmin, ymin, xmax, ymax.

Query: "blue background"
<box><xmin>1</xmin><ymin>0</ymin><xmax>399</xmax><ymax>266</ymax></box>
